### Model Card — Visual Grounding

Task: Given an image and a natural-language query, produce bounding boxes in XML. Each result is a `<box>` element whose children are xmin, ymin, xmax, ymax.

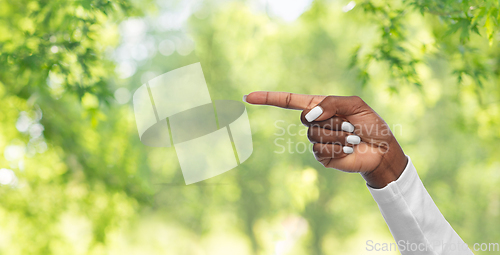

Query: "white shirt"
<box><xmin>367</xmin><ymin>156</ymin><xmax>474</xmax><ymax>255</ymax></box>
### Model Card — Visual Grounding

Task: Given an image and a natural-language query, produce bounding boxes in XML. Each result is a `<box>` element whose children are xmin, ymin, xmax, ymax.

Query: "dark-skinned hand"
<box><xmin>244</xmin><ymin>91</ymin><xmax>408</xmax><ymax>189</ymax></box>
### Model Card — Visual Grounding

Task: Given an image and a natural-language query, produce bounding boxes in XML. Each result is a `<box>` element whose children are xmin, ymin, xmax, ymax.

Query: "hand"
<box><xmin>244</xmin><ymin>91</ymin><xmax>408</xmax><ymax>188</ymax></box>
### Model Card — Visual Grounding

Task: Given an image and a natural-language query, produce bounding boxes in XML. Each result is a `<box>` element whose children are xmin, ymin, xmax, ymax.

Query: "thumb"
<box><xmin>303</xmin><ymin>96</ymin><xmax>366</xmax><ymax>122</ymax></box>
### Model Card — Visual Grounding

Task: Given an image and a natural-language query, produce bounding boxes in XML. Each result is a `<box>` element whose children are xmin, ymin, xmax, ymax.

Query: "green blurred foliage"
<box><xmin>351</xmin><ymin>0</ymin><xmax>500</xmax><ymax>91</ymax></box>
<box><xmin>0</xmin><ymin>0</ymin><xmax>499</xmax><ymax>254</ymax></box>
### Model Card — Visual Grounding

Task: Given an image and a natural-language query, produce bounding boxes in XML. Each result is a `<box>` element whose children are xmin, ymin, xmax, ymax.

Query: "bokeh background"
<box><xmin>1</xmin><ymin>0</ymin><xmax>499</xmax><ymax>254</ymax></box>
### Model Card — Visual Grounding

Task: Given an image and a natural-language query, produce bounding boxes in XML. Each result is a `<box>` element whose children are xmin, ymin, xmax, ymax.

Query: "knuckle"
<box><xmin>312</xmin><ymin>143</ymin><xmax>320</xmax><ymax>153</ymax></box>
<box><xmin>307</xmin><ymin>128</ymin><xmax>315</xmax><ymax>142</ymax></box>
<box><xmin>350</xmin><ymin>95</ymin><xmax>363</xmax><ymax>103</ymax></box>
<box><xmin>313</xmin><ymin>143</ymin><xmax>325</xmax><ymax>156</ymax></box>
<box><xmin>325</xmin><ymin>95</ymin><xmax>336</xmax><ymax>103</ymax></box>
<box><xmin>285</xmin><ymin>93</ymin><xmax>292</xmax><ymax>108</ymax></box>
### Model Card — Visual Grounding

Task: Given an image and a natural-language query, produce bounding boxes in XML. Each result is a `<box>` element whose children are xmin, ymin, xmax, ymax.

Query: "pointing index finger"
<box><xmin>244</xmin><ymin>91</ymin><xmax>325</xmax><ymax>110</ymax></box>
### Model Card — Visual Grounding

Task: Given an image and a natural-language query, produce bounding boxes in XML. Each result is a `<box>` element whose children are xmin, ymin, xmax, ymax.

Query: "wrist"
<box><xmin>361</xmin><ymin>139</ymin><xmax>408</xmax><ymax>189</ymax></box>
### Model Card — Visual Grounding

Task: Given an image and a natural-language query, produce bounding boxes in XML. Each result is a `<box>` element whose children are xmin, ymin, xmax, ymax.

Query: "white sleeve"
<box><xmin>367</xmin><ymin>156</ymin><xmax>473</xmax><ymax>255</ymax></box>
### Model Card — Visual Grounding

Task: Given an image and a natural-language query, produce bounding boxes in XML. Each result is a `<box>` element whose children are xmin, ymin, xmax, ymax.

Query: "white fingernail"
<box><xmin>346</xmin><ymin>135</ymin><xmax>361</xmax><ymax>144</ymax></box>
<box><xmin>343</xmin><ymin>146</ymin><xmax>354</xmax><ymax>154</ymax></box>
<box><xmin>305</xmin><ymin>106</ymin><xmax>323</xmax><ymax>122</ymax></box>
<box><xmin>242</xmin><ymin>95</ymin><xmax>248</xmax><ymax>103</ymax></box>
<box><xmin>341</xmin><ymin>122</ymin><xmax>354</xmax><ymax>133</ymax></box>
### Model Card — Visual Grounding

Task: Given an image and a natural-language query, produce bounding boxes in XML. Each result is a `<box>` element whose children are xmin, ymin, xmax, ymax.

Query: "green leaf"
<box><xmin>485</xmin><ymin>10</ymin><xmax>498</xmax><ymax>46</ymax></box>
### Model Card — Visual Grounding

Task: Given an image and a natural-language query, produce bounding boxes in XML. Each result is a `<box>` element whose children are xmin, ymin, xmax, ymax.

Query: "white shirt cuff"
<box><xmin>367</xmin><ymin>156</ymin><xmax>473</xmax><ymax>255</ymax></box>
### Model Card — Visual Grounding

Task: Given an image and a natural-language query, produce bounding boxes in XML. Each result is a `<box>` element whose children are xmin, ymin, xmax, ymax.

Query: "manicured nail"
<box><xmin>346</xmin><ymin>135</ymin><xmax>361</xmax><ymax>144</ymax></box>
<box><xmin>343</xmin><ymin>146</ymin><xmax>354</xmax><ymax>154</ymax></box>
<box><xmin>341</xmin><ymin>122</ymin><xmax>355</xmax><ymax>133</ymax></box>
<box><xmin>305</xmin><ymin>106</ymin><xmax>323</xmax><ymax>122</ymax></box>
<box><xmin>242</xmin><ymin>95</ymin><xmax>248</xmax><ymax>103</ymax></box>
